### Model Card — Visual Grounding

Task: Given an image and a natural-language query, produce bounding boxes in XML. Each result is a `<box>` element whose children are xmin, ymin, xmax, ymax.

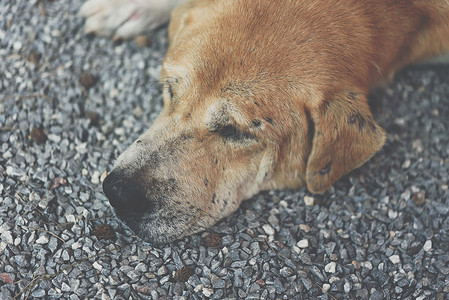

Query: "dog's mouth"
<box><xmin>111</xmin><ymin>205</ymin><xmax>211</xmax><ymax>244</ymax></box>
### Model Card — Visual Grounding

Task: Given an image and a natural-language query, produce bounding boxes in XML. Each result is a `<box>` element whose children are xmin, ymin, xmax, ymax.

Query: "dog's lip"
<box><xmin>112</xmin><ymin>207</ymin><xmax>203</xmax><ymax>244</ymax></box>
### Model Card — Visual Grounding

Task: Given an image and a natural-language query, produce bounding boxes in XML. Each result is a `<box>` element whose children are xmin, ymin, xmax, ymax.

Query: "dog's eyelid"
<box><xmin>166</xmin><ymin>84</ymin><xmax>174</xmax><ymax>99</ymax></box>
<box><xmin>161</xmin><ymin>76</ymin><xmax>180</xmax><ymax>84</ymax></box>
<box><xmin>162</xmin><ymin>77</ymin><xmax>181</xmax><ymax>98</ymax></box>
<box><xmin>212</xmin><ymin>124</ymin><xmax>256</xmax><ymax>142</ymax></box>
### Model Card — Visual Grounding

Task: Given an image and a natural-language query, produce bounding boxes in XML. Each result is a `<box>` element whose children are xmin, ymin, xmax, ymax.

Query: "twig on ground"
<box><xmin>23</xmin><ymin>226</ymin><xmax>65</xmax><ymax>243</ymax></box>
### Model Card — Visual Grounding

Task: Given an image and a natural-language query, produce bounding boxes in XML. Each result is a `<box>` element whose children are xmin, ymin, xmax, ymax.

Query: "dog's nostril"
<box><xmin>102</xmin><ymin>171</ymin><xmax>123</xmax><ymax>206</ymax></box>
<box><xmin>102</xmin><ymin>171</ymin><xmax>151</xmax><ymax>215</ymax></box>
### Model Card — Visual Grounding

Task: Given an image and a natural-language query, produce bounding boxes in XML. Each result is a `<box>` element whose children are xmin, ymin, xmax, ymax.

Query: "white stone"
<box><xmin>297</xmin><ymin>239</ymin><xmax>309</xmax><ymax>248</ymax></box>
<box><xmin>75</xmin><ymin>142</ymin><xmax>87</xmax><ymax>153</ymax></box>
<box><xmin>36</xmin><ymin>235</ymin><xmax>49</xmax><ymax>244</ymax></box>
<box><xmin>262</xmin><ymin>224</ymin><xmax>275</xmax><ymax>235</ymax></box>
<box><xmin>423</xmin><ymin>240</ymin><xmax>432</xmax><ymax>252</ymax></box>
<box><xmin>71</xmin><ymin>242</ymin><xmax>82</xmax><ymax>250</ymax></box>
<box><xmin>402</xmin><ymin>160</ymin><xmax>411</xmax><ymax>169</ymax></box>
<box><xmin>0</xmin><ymin>242</ymin><xmax>7</xmax><ymax>251</ymax></box>
<box><xmin>61</xmin><ymin>282</ymin><xmax>71</xmax><ymax>292</ymax></box>
<box><xmin>303</xmin><ymin>196</ymin><xmax>314</xmax><ymax>206</ymax></box>
<box><xmin>389</xmin><ymin>255</ymin><xmax>401</xmax><ymax>264</ymax></box>
<box><xmin>47</xmin><ymin>134</ymin><xmax>61</xmax><ymax>143</ymax></box>
<box><xmin>91</xmin><ymin>170</ymin><xmax>101</xmax><ymax>184</ymax></box>
<box><xmin>157</xmin><ymin>266</ymin><xmax>167</xmax><ymax>276</ymax></box>
<box><xmin>1</xmin><ymin>231</ymin><xmax>13</xmax><ymax>244</ymax></box>
<box><xmin>93</xmin><ymin>261</ymin><xmax>103</xmax><ymax>271</ymax></box>
<box><xmin>114</xmin><ymin>128</ymin><xmax>125</xmax><ymax>136</ymax></box>
<box><xmin>66</xmin><ymin>214</ymin><xmax>76</xmax><ymax>223</ymax></box>
<box><xmin>5</xmin><ymin>166</ymin><xmax>14</xmax><ymax>176</ymax></box>
<box><xmin>322</xmin><ymin>284</ymin><xmax>330</xmax><ymax>293</ymax></box>
<box><xmin>194</xmin><ymin>284</ymin><xmax>204</xmax><ymax>292</ymax></box>
<box><xmin>329</xmin><ymin>276</ymin><xmax>340</xmax><ymax>284</ymax></box>
<box><xmin>344</xmin><ymin>282</ymin><xmax>351</xmax><ymax>293</ymax></box>
<box><xmin>325</xmin><ymin>262</ymin><xmax>336</xmax><ymax>273</ymax></box>
<box><xmin>202</xmin><ymin>288</ymin><xmax>214</xmax><ymax>297</ymax></box>
<box><xmin>2</xmin><ymin>151</ymin><xmax>12</xmax><ymax>159</ymax></box>
<box><xmin>110</xmin><ymin>89</ymin><xmax>119</xmax><ymax>98</ymax></box>
<box><xmin>388</xmin><ymin>210</ymin><xmax>398</xmax><ymax>219</ymax></box>
<box><xmin>363</xmin><ymin>261</ymin><xmax>373</xmax><ymax>270</ymax></box>
<box><xmin>13</xmin><ymin>41</ymin><xmax>22</xmax><ymax>50</ymax></box>
<box><xmin>321</xmin><ymin>229</ymin><xmax>330</xmax><ymax>239</ymax></box>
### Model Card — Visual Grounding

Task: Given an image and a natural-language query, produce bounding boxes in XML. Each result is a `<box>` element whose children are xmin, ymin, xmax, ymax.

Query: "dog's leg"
<box><xmin>79</xmin><ymin>0</ymin><xmax>186</xmax><ymax>40</ymax></box>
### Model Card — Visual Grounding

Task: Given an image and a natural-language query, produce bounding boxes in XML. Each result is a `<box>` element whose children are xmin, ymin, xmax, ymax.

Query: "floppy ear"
<box><xmin>306</xmin><ymin>91</ymin><xmax>386</xmax><ymax>193</ymax></box>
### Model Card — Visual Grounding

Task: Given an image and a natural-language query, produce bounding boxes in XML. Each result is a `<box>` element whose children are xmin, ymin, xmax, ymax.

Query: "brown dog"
<box><xmin>80</xmin><ymin>0</ymin><xmax>449</xmax><ymax>243</ymax></box>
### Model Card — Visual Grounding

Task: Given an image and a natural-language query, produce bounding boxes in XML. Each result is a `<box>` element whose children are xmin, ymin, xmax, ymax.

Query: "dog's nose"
<box><xmin>102</xmin><ymin>171</ymin><xmax>151</xmax><ymax>216</ymax></box>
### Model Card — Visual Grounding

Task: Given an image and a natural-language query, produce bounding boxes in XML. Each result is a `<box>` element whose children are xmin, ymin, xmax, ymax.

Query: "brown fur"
<box><xmin>95</xmin><ymin>0</ymin><xmax>449</xmax><ymax>243</ymax></box>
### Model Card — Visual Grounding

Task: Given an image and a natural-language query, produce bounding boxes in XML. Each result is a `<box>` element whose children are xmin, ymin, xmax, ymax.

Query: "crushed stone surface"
<box><xmin>1</xmin><ymin>1</ymin><xmax>449</xmax><ymax>299</ymax></box>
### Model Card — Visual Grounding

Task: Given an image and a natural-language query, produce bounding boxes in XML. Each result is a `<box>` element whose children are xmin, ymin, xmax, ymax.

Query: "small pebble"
<box><xmin>299</xmin><ymin>224</ymin><xmax>311</xmax><ymax>233</ymax></box>
<box><xmin>203</xmin><ymin>288</ymin><xmax>214</xmax><ymax>297</ymax></box>
<box><xmin>30</xmin><ymin>127</ymin><xmax>47</xmax><ymax>144</ymax></box>
<box><xmin>157</xmin><ymin>266</ymin><xmax>167</xmax><ymax>276</ymax></box>
<box><xmin>93</xmin><ymin>262</ymin><xmax>103</xmax><ymax>271</ymax></box>
<box><xmin>363</xmin><ymin>261</ymin><xmax>373</xmax><ymax>270</ymax></box>
<box><xmin>262</xmin><ymin>224</ymin><xmax>275</xmax><ymax>235</ymax></box>
<box><xmin>412</xmin><ymin>192</ymin><xmax>426</xmax><ymax>206</ymax></box>
<box><xmin>80</xmin><ymin>72</ymin><xmax>97</xmax><ymax>89</ymax></box>
<box><xmin>303</xmin><ymin>196</ymin><xmax>314</xmax><ymax>206</ymax></box>
<box><xmin>325</xmin><ymin>262</ymin><xmax>336</xmax><ymax>273</ymax></box>
<box><xmin>389</xmin><ymin>255</ymin><xmax>401</xmax><ymax>264</ymax></box>
<box><xmin>297</xmin><ymin>239</ymin><xmax>309</xmax><ymax>248</ymax></box>
<box><xmin>423</xmin><ymin>240</ymin><xmax>432</xmax><ymax>252</ymax></box>
<box><xmin>35</xmin><ymin>235</ymin><xmax>49</xmax><ymax>244</ymax></box>
<box><xmin>28</xmin><ymin>51</ymin><xmax>41</xmax><ymax>65</ymax></box>
<box><xmin>388</xmin><ymin>210</ymin><xmax>398</xmax><ymax>219</ymax></box>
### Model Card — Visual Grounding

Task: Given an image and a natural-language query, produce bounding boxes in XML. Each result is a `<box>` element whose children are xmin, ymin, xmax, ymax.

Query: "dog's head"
<box><xmin>102</xmin><ymin>1</ymin><xmax>386</xmax><ymax>243</ymax></box>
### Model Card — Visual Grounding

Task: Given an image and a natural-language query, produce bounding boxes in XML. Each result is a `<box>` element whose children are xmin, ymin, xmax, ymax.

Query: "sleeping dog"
<box><xmin>80</xmin><ymin>0</ymin><xmax>449</xmax><ymax>244</ymax></box>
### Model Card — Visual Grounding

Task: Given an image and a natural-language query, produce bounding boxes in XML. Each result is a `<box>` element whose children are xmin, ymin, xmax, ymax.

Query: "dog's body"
<box><xmin>80</xmin><ymin>0</ymin><xmax>449</xmax><ymax>243</ymax></box>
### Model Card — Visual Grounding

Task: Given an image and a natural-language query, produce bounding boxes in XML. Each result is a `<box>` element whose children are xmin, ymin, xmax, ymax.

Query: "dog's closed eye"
<box><xmin>165</xmin><ymin>83</ymin><xmax>174</xmax><ymax>99</ymax></box>
<box><xmin>161</xmin><ymin>77</ymin><xmax>181</xmax><ymax>110</ymax></box>
<box><xmin>212</xmin><ymin>124</ymin><xmax>256</xmax><ymax>142</ymax></box>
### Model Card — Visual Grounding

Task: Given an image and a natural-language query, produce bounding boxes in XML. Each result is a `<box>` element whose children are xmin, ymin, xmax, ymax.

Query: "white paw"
<box><xmin>79</xmin><ymin>0</ymin><xmax>180</xmax><ymax>40</ymax></box>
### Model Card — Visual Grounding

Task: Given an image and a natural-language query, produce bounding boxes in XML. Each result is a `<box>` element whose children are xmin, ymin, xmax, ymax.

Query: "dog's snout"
<box><xmin>102</xmin><ymin>171</ymin><xmax>152</xmax><ymax>216</ymax></box>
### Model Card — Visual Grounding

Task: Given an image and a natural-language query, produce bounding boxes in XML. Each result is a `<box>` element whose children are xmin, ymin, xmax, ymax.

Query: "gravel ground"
<box><xmin>1</xmin><ymin>1</ymin><xmax>449</xmax><ymax>299</ymax></box>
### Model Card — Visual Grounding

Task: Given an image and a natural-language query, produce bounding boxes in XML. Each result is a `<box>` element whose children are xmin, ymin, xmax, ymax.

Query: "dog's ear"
<box><xmin>306</xmin><ymin>91</ymin><xmax>386</xmax><ymax>193</ymax></box>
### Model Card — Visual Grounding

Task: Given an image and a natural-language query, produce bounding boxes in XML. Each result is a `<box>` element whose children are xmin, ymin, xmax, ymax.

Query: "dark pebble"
<box><xmin>80</xmin><ymin>72</ymin><xmax>97</xmax><ymax>89</ymax></box>
<box><xmin>30</xmin><ymin>127</ymin><xmax>47</xmax><ymax>144</ymax></box>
